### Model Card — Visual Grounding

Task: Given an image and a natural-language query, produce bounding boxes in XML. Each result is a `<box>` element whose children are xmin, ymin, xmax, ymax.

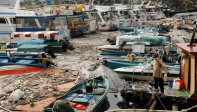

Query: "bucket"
<box><xmin>168</xmin><ymin>81</ymin><xmax>173</xmax><ymax>88</ymax></box>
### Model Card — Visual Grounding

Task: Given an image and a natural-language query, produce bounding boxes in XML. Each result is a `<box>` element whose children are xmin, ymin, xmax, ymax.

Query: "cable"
<box><xmin>181</xmin><ymin>105</ymin><xmax>197</xmax><ymax>112</ymax></box>
<box><xmin>155</xmin><ymin>93</ymin><xmax>168</xmax><ymax>111</ymax></box>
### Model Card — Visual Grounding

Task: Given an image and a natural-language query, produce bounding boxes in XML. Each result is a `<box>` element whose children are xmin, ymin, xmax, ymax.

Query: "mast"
<box><xmin>14</xmin><ymin>0</ymin><xmax>20</xmax><ymax>10</ymax></box>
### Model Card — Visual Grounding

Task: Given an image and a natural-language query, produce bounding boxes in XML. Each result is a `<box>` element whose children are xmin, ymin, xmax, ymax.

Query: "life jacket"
<box><xmin>69</xmin><ymin>102</ymin><xmax>86</xmax><ymax>110</ymax></box>
<box><xmin>69</xmin><ymin>102</ymin><xmax>78</xmax><ymax>108</ymax></box>
<box><xmin>75</xmin><ymin>104</ymin><xmax>86</xmax><ymax>110</ymax></box>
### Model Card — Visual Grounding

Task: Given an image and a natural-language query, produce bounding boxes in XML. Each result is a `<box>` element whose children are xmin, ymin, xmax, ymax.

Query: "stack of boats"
<box><xmin>1</xmin><ymin>0</ymin><xmax>197</xmax><ymax>111</ymax></box>
<box><xmin>97</xmin><ymin>26</ymin><xmax>181</xmax><ymax>81</ymax></box>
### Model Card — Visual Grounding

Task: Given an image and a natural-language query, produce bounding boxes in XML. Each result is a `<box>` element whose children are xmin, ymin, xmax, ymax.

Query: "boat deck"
<box><xmin>164</xmin><ymin>85</ymin><xmax>189</xmax><ymax>97</ymax></box>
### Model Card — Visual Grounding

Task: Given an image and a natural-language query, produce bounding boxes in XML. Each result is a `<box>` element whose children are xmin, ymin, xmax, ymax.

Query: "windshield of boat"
<box><xmin>139</xmin><ymin>63</ymin><xmax>152</xmax><ymax>69</ymax></box>
<box><xmin>101</xmin><ymin>11</ymin><xmax>118</xmax><ymax>21</ymax></box>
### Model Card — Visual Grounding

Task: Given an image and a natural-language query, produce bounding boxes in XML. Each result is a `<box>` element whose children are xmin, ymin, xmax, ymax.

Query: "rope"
<box><xmin>181</xmin><ymin>105</ymin><xmax>197</xmax><ymax>112</ymax></box>
<box><xmin>155</xmin><ymin>93</ymin><xmax>168</xmax><ymax>111</ymax></box>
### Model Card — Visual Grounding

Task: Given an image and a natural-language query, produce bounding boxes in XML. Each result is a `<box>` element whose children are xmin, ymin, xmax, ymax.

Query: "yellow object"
<box><xmin>76</xmin><ymin>4</ymin><xmax>85</xmax><ymax>12</ymax></box>
<box><xmin>71</xmin><ymin>21</ymin><xmax>75</xmax><ymax>27</ymax></box>
<box><xmin>126</xmin><ymin>54</ymin><xmax>134</xmax><ymax>61</ymax></box>
<box><xmin>186</xmin><ymin>20</ymin><xmax>193</xmax><ymax>26</ymax></box>
<box><xmin>42</xmin><ymin>57</ymin><xmax>49</xmax><ymax>64</ymax></box>
<box><xmin>137</xmin><ymin>58</ymin><xmax>143</xmax><ymax>62</ymax></box>
<box><xmin>1</xmin><ymin>45</ymin><xmax>7</xmax><ymax>49</ymax></box>
<box><xmin>45</xmin><ymin>4</ymin><xmax>85</xmax><ymax>12</ymax></box>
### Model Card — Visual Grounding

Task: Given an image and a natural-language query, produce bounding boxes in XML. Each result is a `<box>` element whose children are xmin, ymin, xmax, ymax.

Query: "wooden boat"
<box><xmin>43</xmin><ymin>75</ymin><xmax>109</xmax><ymax>112</ymax></box>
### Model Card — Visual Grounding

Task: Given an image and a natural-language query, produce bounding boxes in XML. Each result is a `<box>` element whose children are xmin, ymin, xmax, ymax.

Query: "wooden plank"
<box><xmin>196</xmin><ymin>56</ymin><xmax>197</xmax><ymax>91</ymax></box>
<box><xmin>176</xmin><ymin>43</ymin><xmax>197</xmax><ymax>55</ymax></box>
<box><xmin>190</xmin><ymin>55</ymin><xmax>195</xmax><ymax>94</ymax></box>
<box><xmin>184</xmin><ymin>57</ymin><xmax>189</xmax><ymax>90</ymax></box>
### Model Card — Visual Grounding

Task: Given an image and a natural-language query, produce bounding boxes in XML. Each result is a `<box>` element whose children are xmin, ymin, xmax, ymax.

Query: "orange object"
<box><xmin>0</xmin><ymin>66</ymin><xmax>42</xmax><ymax>76</ymax></box>
<box><xmin>69</xmin><ymin>102</ymin><xmax>78</xmax><ymax>107</ymax></box>
<box><xmin>75</xmin><ymin>104</ymin><xmax>86</xmax><ymax>110</ymax></box>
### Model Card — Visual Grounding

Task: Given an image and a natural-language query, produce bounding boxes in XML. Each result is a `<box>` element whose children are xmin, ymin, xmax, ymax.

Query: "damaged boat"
<box><xmin>44</xmin><ymin>75</ymin><xmax>109</xmax><ymax>112</ymax></box>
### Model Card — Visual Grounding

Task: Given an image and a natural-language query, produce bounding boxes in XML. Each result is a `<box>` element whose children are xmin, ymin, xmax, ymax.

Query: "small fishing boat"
<box><xmin>43</xmin><ymin>75</ymin><xmax>109</xmax><ymax>112</ymax></box>
<box><xmin>104</xmin><ymin>51</ymin><xmax>176</xmax><ymax>69</ymax></box>
<box><xmin>99</xmin><ymin>50</ymin><xmax>131</xmax><ymax>56</ymax></box>
<box><xmin>0</xmin><ymin>44</ymin><xmax>53</xmax><ymax>67</ymax></box>
<box><xmin>98</xmin><ymin>34</ymin><xmax>167</xmax><ymax>51</ymax></box>
<box><xmin>114</xmin><ymin>62</ymin><xmax>180</xmax><ymax>81</ymax></box>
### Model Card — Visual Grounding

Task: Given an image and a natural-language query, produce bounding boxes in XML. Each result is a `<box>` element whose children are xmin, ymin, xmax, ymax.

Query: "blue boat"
<box><xmin>0</xmin><ymin>44</ymin><xmax>53</xmax><ymax>67</ymax></box>
<box><xmin>100</xmin><ymin>50</ymin><xmax>131</xmax><ymax>56</ymax></box>
<box><xmin>43</xmin><ymin>75</ymin><xmax>109</xmax><ymax>112</ymax></box>
<box><xmin>105</xmin><ymin>59</ymin><xmax>180</xmax><ymax>69</ymax></box>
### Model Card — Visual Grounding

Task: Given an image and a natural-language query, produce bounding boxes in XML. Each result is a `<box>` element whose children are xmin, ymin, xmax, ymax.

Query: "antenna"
<box><xmin>188</xmin><ymin>25</ymin><xmax>197</xmax><ymax>46</ymax></box>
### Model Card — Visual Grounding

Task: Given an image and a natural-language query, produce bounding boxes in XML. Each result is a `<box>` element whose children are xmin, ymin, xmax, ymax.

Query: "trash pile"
<box><xmin>0</xmin><ymin>32</ymin><xmax>119</xmax><ymax>111</ymax></box>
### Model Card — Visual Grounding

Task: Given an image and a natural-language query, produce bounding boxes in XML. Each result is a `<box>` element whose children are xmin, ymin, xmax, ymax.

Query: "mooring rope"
<box><xmin>181</xmin><ymin>105</ymin><xmax>197</xmax><ymax>112</ymax></box>
<box><xmin>155</xmin><ymin>93</ymin><xmax>168</xmax><ymax>111</ymax></box>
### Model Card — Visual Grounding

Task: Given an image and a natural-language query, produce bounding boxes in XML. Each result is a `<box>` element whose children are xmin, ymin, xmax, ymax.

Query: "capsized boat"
<box><xmin>43</xmin><ymin>75</ymin><xmax>109</xmax><ymax>112</ymax></box>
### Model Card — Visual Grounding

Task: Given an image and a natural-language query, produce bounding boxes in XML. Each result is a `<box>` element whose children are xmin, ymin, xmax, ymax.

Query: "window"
<box><xmin>0</xmin><ymin>18</ymin><xmax>6</xmax><ymax>23</ymax></box>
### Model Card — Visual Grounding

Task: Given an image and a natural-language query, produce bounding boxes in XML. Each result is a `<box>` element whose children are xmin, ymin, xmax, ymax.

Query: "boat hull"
<box><xmin>106</xmin><ymin>59</ymin><xmax>180</xmax><ymax>69</ymax></box>
<box><xmin>114</xmin><ymin>65</ymin><xmax>180</xmax><ymax>81</ymax></box>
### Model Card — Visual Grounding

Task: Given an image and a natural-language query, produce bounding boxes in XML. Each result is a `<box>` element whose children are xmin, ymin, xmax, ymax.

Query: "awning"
<box><xmin>11</xmin><ymin>31</ymin><xmax>59</xmax><ymax>37</ymax></box>
<box><xmin>17</xmin><ymin>44</ymin><xmax>49</xmax><ymax>52</ymax></box>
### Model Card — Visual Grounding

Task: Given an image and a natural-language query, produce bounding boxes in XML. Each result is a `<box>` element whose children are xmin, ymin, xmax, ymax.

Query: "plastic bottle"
<box><xmin>173</xmin><ymin>81</ymin><xmax>180</xmax><ymax>90</ymax></box>
<box><xmin>163</xmin><ymin>73</ymin><xmax>168</xmax><ymax>81</ymax></box>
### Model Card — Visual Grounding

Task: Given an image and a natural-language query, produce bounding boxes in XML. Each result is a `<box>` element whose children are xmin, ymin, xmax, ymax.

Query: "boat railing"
<box><xmin>0</xmin><ymin>24</ymin><xmax>15</xmax><ymax>33</ymax></box>
<box><xmin>132</xmin><ymin>65</ymin><xmax>140</xmax><ymax>82</ymax></box>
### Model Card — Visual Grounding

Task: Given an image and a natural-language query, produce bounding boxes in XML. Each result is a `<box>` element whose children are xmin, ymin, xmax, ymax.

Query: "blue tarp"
<box><xmin>140</xmin><ymin>35</ymin><xmax>166</xmax><ymax>45</ymax></box>
<box><xmin>17</xmin><ymin>44</ymin><xmax>48</xmax><ymax>52</ymax></box>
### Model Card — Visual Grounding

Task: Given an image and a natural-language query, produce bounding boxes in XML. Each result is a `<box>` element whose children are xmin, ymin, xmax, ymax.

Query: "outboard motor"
<box><xmin>61</xmin><ymin>39</ymin><xmax>75</xmax><ymax>52</ymax></box>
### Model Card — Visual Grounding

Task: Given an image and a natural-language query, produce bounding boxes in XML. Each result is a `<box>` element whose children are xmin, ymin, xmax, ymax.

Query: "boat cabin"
<box><xmin>88</xmin><ymin>5</ymin><xmax>119</xmax><ymax>31</ymax></box>
<box><xmin>39</xmin><ymin>4</ymin><xmax>90</xmax><ymax>38</ymax></box>
<box><xmin>175</xmin><ymin>27</ymin><xmax>197</xmax><ymax>98</ymax></box>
